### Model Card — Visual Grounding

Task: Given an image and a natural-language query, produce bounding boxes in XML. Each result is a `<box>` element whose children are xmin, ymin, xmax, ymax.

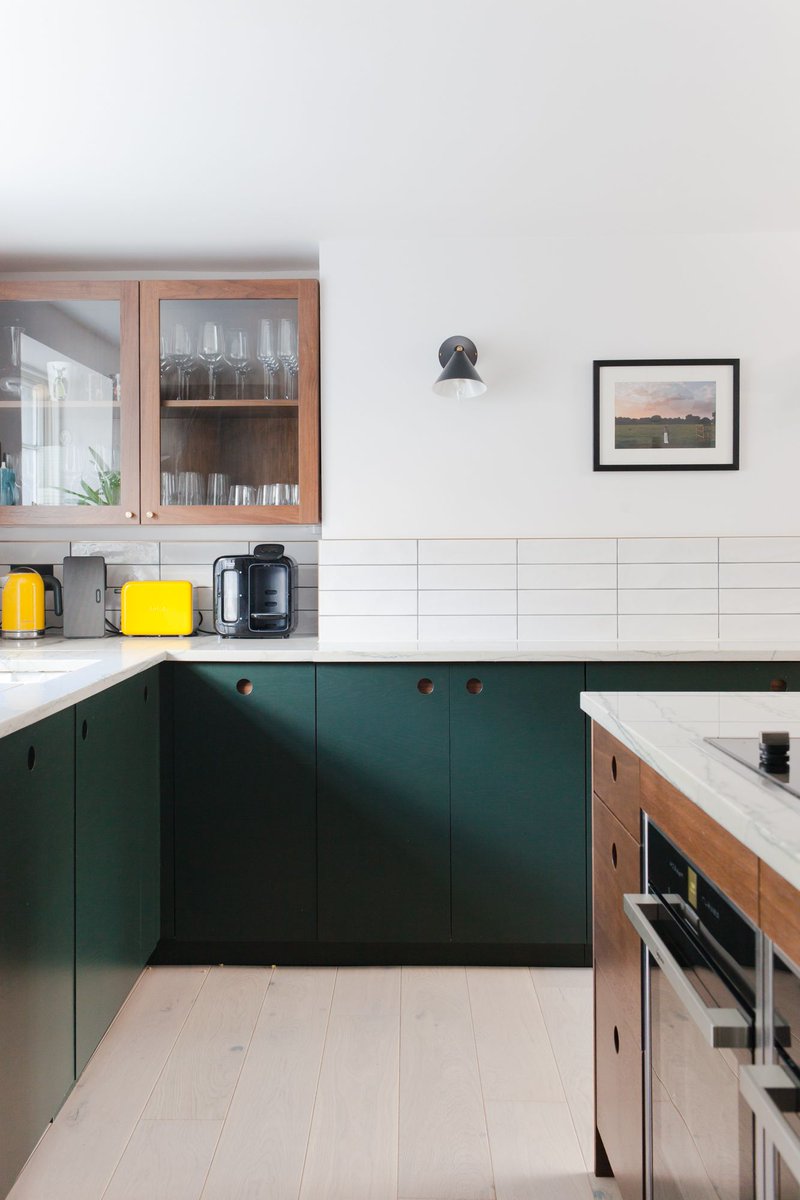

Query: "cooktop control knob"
<box><xmin>759</xmin><ymin>730</ymin><xmax>790</xmax><ymax>774</ymax></box>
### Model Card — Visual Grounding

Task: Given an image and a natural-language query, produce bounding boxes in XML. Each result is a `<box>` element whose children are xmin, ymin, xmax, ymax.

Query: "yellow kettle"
<box><xmin>1</xmin><ymin>568</ymin><xmax>63</xmax><ymax>639</ymax></box>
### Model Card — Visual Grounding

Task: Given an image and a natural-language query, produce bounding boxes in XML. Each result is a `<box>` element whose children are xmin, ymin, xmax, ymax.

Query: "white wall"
<box><xmin>319</xmin><ymin>235</ymin><xmax>800</xmax><ymax>538</ymax></box>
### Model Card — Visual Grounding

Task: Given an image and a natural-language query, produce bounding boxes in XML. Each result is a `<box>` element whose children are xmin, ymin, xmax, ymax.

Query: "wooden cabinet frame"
<box><xmin>140</xmin><ymin>279</ymin><xmax>320</xmax><ymax>526</ymax></box>
<box><xmin>0</xmin><ymin>281</ymin><xmax>140</xmax><ymax>525</ymax></box>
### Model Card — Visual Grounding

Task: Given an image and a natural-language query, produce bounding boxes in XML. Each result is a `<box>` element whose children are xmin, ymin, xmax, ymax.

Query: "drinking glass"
<box><xmin>170</xmin><ymin>324</ymin><xmax>194</xmax><ymax>401</ymax></box>
<box><xmin>198</xmin><ymin>321</ymin><xmax>224</xmax><ymax>400</ymax></box>
<box><xmin>257</xmin><ymin>319</ymin><xmax>280</xmax><ymax>400</ymax></box>
<box><xmin>0</xmin><ymin>324</ymin><xmax>23</xmax><ymax>395</ymax></box>
<box><xmin>206</xmin><ymin>472</ymin><xmax>230</xmax><ymax>504</ymax></box>
<box><xmin>229</xmin><ymin>484</ymin><xmax>256</xmax><ymax>505</ymax></box>
<box><xmin>228</xmin><ymin>330</ymin><xmax>250</xmax><ymax>400</ymax></box>
<box><xmin>278</xmin><ymin>318</ymin><xmax>298</xmax><ymax>400</ymax></box>
<box><xmin>161</xmin><ymin>472</ymin><xmax>177</xmax><ymax>504</ymax></box>
<box><xmin>177</xmin><ymin>471</ymin><xmax>205</xmax><ymax>505</ymax></box>
<box><xmin>256</xmin><ymin>483</ymin><xmax>277</xmax><ymax>506</ymax></box>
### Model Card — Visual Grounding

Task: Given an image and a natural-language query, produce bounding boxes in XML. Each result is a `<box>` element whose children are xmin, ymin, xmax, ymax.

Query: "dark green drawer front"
<box><xmin>0</xmin><ymin>709</ymin><xmax>75</xmax><ymax>1198</ymax></box>
<box><xmin>317</xmin><ymin>664</ymin><xmax>451</xmax><ymax>943</ymax></box>
<box><xmin>585</xmin><ymin>661</ymin><xmax>800</xmax><ymax>692</ymax></box>
<box><xmin>451</xmin><ymin>664</ymin><xmax>587</xmax><ymax>944</ymax></box>
<box><xmin>76</xmin><ymin>669</ymin><xmax>160</xmax><ymax>1074</ymax></box>
<box><xmin>173</xmin><ymin>663</ymin><xmax>316</xmax><ymax>943</ymax></box>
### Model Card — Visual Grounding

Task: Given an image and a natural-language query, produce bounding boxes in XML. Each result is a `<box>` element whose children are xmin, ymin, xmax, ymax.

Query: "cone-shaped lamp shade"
<box><xmin>433</xmin><ymin>347</ymin><xmax>487</xmax><ymax>398</ymax></box>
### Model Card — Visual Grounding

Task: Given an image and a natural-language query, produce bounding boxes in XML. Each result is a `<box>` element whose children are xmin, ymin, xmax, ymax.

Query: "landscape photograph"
<box><xmin>614</xmin><ymin>379</ymin><xmax>716</xmax><ymax>449</ymax></box>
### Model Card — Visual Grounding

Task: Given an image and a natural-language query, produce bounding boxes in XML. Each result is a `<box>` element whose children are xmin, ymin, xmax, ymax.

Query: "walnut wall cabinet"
<box><xmin>0</xmin><ymin>279</ymin><xmax>320</xmax><ymax>526</ymax></box>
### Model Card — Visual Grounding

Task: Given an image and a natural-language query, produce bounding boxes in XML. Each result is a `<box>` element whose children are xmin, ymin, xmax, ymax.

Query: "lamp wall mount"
<box><xmin>437</xmin><ymin>336</ymin><xmax>478</xmax><ymax>367</ymax></box>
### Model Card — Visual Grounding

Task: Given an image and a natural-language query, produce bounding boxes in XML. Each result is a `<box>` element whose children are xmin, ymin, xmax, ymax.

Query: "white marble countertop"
<box><xmin>581</xmin><ymin>689</ymin><xmax>800</xmax><ymax>893</ymax></box>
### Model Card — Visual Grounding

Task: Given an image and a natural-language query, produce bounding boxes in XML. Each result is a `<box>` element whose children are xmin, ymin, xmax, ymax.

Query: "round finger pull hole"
<box><xmin>81</xmin><ymin>720</ymin><xmax>88</xmax><ymax>741</ymax></box>
<box><xmin>417</xmin><ymin>678</ymin><xmax>434</xmax><ymax>695</ymax></box>
<box><xmin>613</xmin><ymin>1025</ymin><xmax>620</xmax><ymax>1055</ymax></box>
<box><xmin>27</xmin><ymin>745</ymin><xmax>36</xmax><ymax>771</ymax></box>
<box><xmin>466</xmin><ymin>678</ymin><xmax>483</xmax><ymax>695</ymax></box>
<box><xmin>771</xmin><ymin>678</ymin><xmax>788</xmax><ymax>692</ymax></box>
<box><xmin>143</xmin><ymin>685</ymin><xmax>149</xmax><ymax>703</ymax></box>
<box><xmin>236</xmin><ymin>679</ymin><xmax>254</xmax><ymax>696</ymax></box>
<box><xmin>611</xmin><ymin>755</ymin><xmax>618</xmax><ymax>782</ymax></box>
<box><xmin>611</xmin><ymin>842</ymin><xmax>618</xmax><ymax>869</ymax></box>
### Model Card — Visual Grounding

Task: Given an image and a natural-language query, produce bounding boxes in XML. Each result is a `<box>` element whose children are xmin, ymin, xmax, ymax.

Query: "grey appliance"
<box><xmin>62</xmin><ymin>555</ymin><xmax>107</xmax><ymax>638</ymax></box>
<box><xmin>213</xmin><ymin>543</ymin><xmax>297</xmax><ymax>638</ymax></box>
<box><xmin>625</xmin><ymin>821</ymin><xmax>757</xmax><ymax>1199</ymax></box>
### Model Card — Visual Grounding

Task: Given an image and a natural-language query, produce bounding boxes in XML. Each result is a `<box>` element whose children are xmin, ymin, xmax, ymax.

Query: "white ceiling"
<box><xmin>3</xmin><ymin>0</ymin><xmax>799</xmax><ymax>270</ymax></box>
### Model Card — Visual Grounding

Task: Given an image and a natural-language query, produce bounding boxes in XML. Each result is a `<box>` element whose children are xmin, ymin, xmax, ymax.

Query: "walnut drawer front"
<box><xmin>593</xmin><ymin>793</ymin><xmax>643</xmax><ymax>1045</ymax></box>
<box><xmin>595</xmin><ymin>963</ymin><xmax>645</xmax><ymax>1200</ymax></box>
<box><xmin>592</xmin><ymin>724</ymin><xmax>641</xmax><ymax>840</ymax></box>
<box><xmin>760</xmin><ymin>861</ymin><xmax>800</xmax><ymax>967</ymax></box>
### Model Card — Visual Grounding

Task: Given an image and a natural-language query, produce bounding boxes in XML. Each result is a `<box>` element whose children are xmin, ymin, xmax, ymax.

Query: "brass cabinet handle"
<box><xmin>145</xmin><ymin>511</ymin><xmax>157</xmax><ymax>519</ymax></box>
<box><xmin>124</xmin><ymin>510</ymin><xmax>135</xmax><ymax>520</ymax></box>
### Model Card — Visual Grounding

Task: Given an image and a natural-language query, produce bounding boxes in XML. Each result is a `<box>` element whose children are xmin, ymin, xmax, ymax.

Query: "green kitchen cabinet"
<box><xmin>585</xmin><ymin>660</ymin><xmax>800</xmax><ymax>693</ymax></box>
<box><xmin>172</xmin><ymin>663</ymin><xmax>316</xmax><ymax>943</ymax></box>
<box><xmin>317</xmin><ymin>664</ymin><xmax>451</xmax><ymax>943</ymax></box>
<box><xmin>450</xmin><ymin>664</ymin><xmax>587</xmax><ymax>945</ymax></box>
<box><xmin>75</xmin><ymin>668</ymin><xmax>160</xmax><ymax>1074</ymax></box>
<box><xmin>0</xmin><ymin>710</ymin><xmax>75</xmax><ymax>1199</ymax></box>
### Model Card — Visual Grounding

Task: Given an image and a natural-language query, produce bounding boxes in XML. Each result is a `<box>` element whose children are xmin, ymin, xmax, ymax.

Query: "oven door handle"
<box><xmin>623</xmin><ymin>893</ymin><xmax>752</xmax><ymax>1049</ymax></box>
<box><xmin>740</xmin><ymin>1064</ymin><xmax>800</xmax><ymax>1182</ymax></box>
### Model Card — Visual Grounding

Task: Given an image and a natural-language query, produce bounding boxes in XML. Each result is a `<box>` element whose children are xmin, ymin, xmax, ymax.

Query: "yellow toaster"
<box><xmin>120</xmin><ymin>580</ymin><xmax>194</xmax><ymax>636</ymax></box>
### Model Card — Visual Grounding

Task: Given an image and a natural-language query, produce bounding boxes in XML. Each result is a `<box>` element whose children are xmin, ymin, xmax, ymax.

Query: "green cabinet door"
<box><xmin>585</xmin><ymin>660</ymin><xmax>800</xmax><ymax>692</ymax></box>
<box><xmin>0</xmin><ymin>710</ymin><xmax>74</xmax><ymax>1198</ymax></box>
<box><xmin>317</xmin><ymin>664</ymin><xmax>451</xmax><ymax>943</ymax></box>
<box><xmin>450</xmin><ymin>664</ymin><xmax>587</xmax><ymax>945</ymax></box>
<box><xmin>76</xmin><ymin>669</ymin><xmax>160</xmax><ymax>1074</ymax></box>
<box><xmin>173</xmin><ymin>663</ymin><xmax>316</xmax><ymax>943</ymax></box>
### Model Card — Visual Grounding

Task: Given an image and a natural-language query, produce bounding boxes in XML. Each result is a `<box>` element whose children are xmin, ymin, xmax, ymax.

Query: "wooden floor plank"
<box><xmin>531</xmin><ymin>979</ymin><xmax>595</xmax><ymax>1171</ymax></box>
<box><xmin>102</xmin><ymin>1120</ymin><xmax>222</xmax><ymax>1200</ymax></box>
<box><xmin>398</xmin><ymin>968</ymin><xmax>494</xmax><ymax>1200</ymax></box>
<box><xmin>200</xmin><ymin>967</ymin><xmax>336</xmax><ymax>1200</ymax></box>
<box><xmin>529</xmin><ymin>968</ymin><xmax>592</xmax><ymax>990</ymax></box>
<box><xmin>487</xmin><ymin>1100</ymin><xmax>597</xmax><ymax>1200</ymax></box>
<box><xmin>300</xmin><ymin>967</ymin><xmax>400</xmax><ymax>1200</ymax></box>
<box><xmin>467</xmin><ymin>968</ymin><xmax>564</xmax><ymax>1103</ymax></box>
<box><xmin>8</xmin><ymin>968</ymin><xmax>208</xmax><ymax>1200</ymax></box>
<box><xmin>145</xmin><ymin>967</ymin><xmax>271</xmax><ymax>1120</ymax></box>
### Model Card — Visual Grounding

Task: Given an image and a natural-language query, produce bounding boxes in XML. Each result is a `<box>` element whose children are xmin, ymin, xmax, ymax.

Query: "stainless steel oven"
<box><xmin>626</xmin><ymin>821</ymin><xmax>758</xmax><ymax>1199</ymax></box>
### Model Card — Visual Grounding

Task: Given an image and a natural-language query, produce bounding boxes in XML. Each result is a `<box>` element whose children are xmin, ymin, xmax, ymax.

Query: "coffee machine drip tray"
<box><xmin>704</xmin><ymin>737</ymin><xmax>800</xmax><ymax>801</ymax></box>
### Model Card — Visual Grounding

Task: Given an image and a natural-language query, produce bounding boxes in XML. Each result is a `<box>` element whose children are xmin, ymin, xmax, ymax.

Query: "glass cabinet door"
<box><xmin>140</xmin><ymin>281</ymin><xmax>319</xmax><ymax>525</ymax></box>
<box><xmin>0</xmin><ymin>283</ymin><xmax>139</xmax><ymax>525</ymax></box>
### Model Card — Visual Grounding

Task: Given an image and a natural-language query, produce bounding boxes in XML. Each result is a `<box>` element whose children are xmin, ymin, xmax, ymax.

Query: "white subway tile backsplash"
<box><xmin>518</xmin><ymin>539</ymin><xmax>616</xmax><ymax>564</ymax></box>
<box><xmin>296</xmin><ymin>587</ymin><xmax>319</xmax><ymax>612</ymax></box>
<box><xmin>318</xmin><ymin>614</ymin><xmax>418</xmax><ymax>642</ymax></box>
<box><xmin>617</xmin><ymin>562</ymin><xmax>718</xmax><ymax>589</ymax></box>
<box><xmin>518</xmin><ymin>589</ymin><xmax>617</xmax><ymax>615</ymax></box>
<box><xmin>719</xmin><ymin>614</ymin><xmax>800</xmax><ymax>640</ymax></box>
<box><xmin>297</xmin><ymin>565</ymin><xmax>319</xmax><ymax>587</ymax></box>
<box><xmin>295</xmin><ymin>611</ymin><xmax>319</xmax><ymax>637</ymax></box>
<box><xmin>0</xmin><ymin>541</ymin><xmax>70</xmax><ymax>564</ymax></box>
<box><xmin>318</xmin><ymin>590</ymin><xmax>418</xmax><ymax>616</ymax></box>
<box><xmin>105</xmin><ymin>564</ymin><xmax>160</xmax><ymax>587</ymax></box>
<box><xmin>720</xmin><ymin>537</ymin><xmax>800</xmax><ymax>562</ymax></box>
<box><xmin>720</xmin><ymin>589</ymin><xmax>800</xmax><ymax>614</ymax></box>
<box><xmin>418</xmin><ymin>564</ymin><xmax>516</xmax><ymax>590</ymax></box>
<box><xmin>720</xmin><ymin>563</ymin><xmax>800</xmax><ymax>588</ymax></box>
<box><xmin>281</xmin><ymin>541</ymin><xmax>319</xmax><ymax>564</ymax></box>
<box><xmin>417</xmin><ymin>539</ymin><xmax>516</xmax><ymax>565</ymax></box>
<box><xmin>418</xmin><ymin>590</ymin><xmax>516</xmax><ymax>616</ymax></box>
<box><xmin>517</xmin><ymin>563</ymin><xmax>617</xmax><ymax>589</ymax></box>
<box><xmin>617</xmin><ymin>614</ymin><xmax>719</xmax><ymax>640</ymax></box>
<box><xmin>71</xmin><ymin>541</ymin><xmax>160</xmax><ymax>565</ymax></box>
<box><xmin>319</xmin><ymin>564</ymin><xmax>416</xmax><ymax>591</ymax></box>
<box><xmin>418</xmin><ymin>615</ymin><xmax>517</xmax><ymax>643</ymax></box>
<box><xmin>618</xmin><ymin>538</ymin><xmax>717</xmax><ymax>563</ymax></box>
<box><xmin>160</xmin><ymin>564</ymin><xmax>213</xmax><ymax>588</ymax></box>
<box><xmin>318</xmin><ymin>540</ymin><xmax>416</xmax><ymax>565</ymax></box>
<box><xmin>161</xmin><ymin>541</ymin><xmax>249</xmax><ymax>564</ymax></box>
<box><xmin>518</xmin><ymin>615</ymin><xmax>618</xmax><ymax>641</ymax></box>
<box><xmin>618</xmin><ymin>589</ymin><xmax>718</xmax><ymax>615</ymax></box>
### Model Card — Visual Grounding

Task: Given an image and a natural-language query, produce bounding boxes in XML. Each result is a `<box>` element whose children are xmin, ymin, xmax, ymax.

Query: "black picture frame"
<box><xmin>593</xmin><ymin>358</ymin><xmax>740</xmax><ymax>471</ymax></box>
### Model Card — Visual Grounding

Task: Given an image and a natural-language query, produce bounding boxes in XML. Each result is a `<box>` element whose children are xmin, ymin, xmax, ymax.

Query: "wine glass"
<box><xmin>257</xmin><ymin>318</ymin><xmax>280</xmax><ymax>400</ymax></box>
<box><xmin>278</xmin><ymin>318</ymin><xmax>298</xmax><ymax>401</ymax></box>
<box><xmin>198</xmin><ymin>321</ymin><xmax>224</xmax><ymax>400</ymax></box>
<box><xmin>169</xmin><ymin>324</ymin><xmax>194</xmax><ymax>401</ymax></box>
<box><xmin>228</xmin><ymin>330</ymin><xmax>250</xmax><ymax>400</ymax></box>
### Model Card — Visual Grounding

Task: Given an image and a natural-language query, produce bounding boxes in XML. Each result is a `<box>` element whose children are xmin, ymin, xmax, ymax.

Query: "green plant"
<box><xmin>62</xmin><ymin>447</ymin><xmax>121</xmax><ymax>506</ymax></box>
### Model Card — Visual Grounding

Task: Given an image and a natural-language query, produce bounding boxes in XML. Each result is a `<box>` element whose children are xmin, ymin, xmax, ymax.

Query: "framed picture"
<box><xmin>593</xmin><ymin>359</ymin><xmax>739</xmax><ymax>471</ymax></box>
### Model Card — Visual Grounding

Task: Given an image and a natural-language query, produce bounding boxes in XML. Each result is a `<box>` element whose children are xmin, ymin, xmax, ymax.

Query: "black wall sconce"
<box><xmin>432</xmin><ymin>336</ymin><xmax>487</xmax><ymax>399</ymax></box>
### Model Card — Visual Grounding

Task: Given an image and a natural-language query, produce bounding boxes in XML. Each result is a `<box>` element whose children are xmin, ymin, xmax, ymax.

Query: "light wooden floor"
<box><xmin>9</xmin><ymin>966</ymin><xmax>621</xmax><ymax>1200</ymax></box>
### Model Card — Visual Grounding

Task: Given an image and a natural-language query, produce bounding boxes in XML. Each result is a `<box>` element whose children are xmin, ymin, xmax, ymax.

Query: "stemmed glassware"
<box><xmin>257</xmin><ymin>319</ymin><xmax>280</xmax><ymax>400</ymax></box>
<box><xmin>198</xmin><ymin>321</ymin><xmax>224</xmax><ymax>401</ymax></box>
<box><xmin>228</xmin><ymin>330</ymin><xmax>251</xmax><ymax>400</ymax></box>
<box><xmin>278</xmin><ymin>319</ymin><xmax>298</xmax><ymax>400</ymax></box>
<box><xmin>169</xmin><ymin>324</ymin><xmax>194</xmax><ymax>401</ymax></box>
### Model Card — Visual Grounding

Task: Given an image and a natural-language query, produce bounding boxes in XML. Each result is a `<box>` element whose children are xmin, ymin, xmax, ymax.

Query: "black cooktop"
<box><xmin>705</xmin><ymin>736</ymin><xmax>800</xmax><ymax>800</ymax></box>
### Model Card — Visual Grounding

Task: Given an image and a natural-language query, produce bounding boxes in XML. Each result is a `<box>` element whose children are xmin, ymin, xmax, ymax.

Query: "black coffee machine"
<box><xmin>213</xmin><ymin>544</ymin><xmax>298</xmax><ymax>637</ymax></box>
